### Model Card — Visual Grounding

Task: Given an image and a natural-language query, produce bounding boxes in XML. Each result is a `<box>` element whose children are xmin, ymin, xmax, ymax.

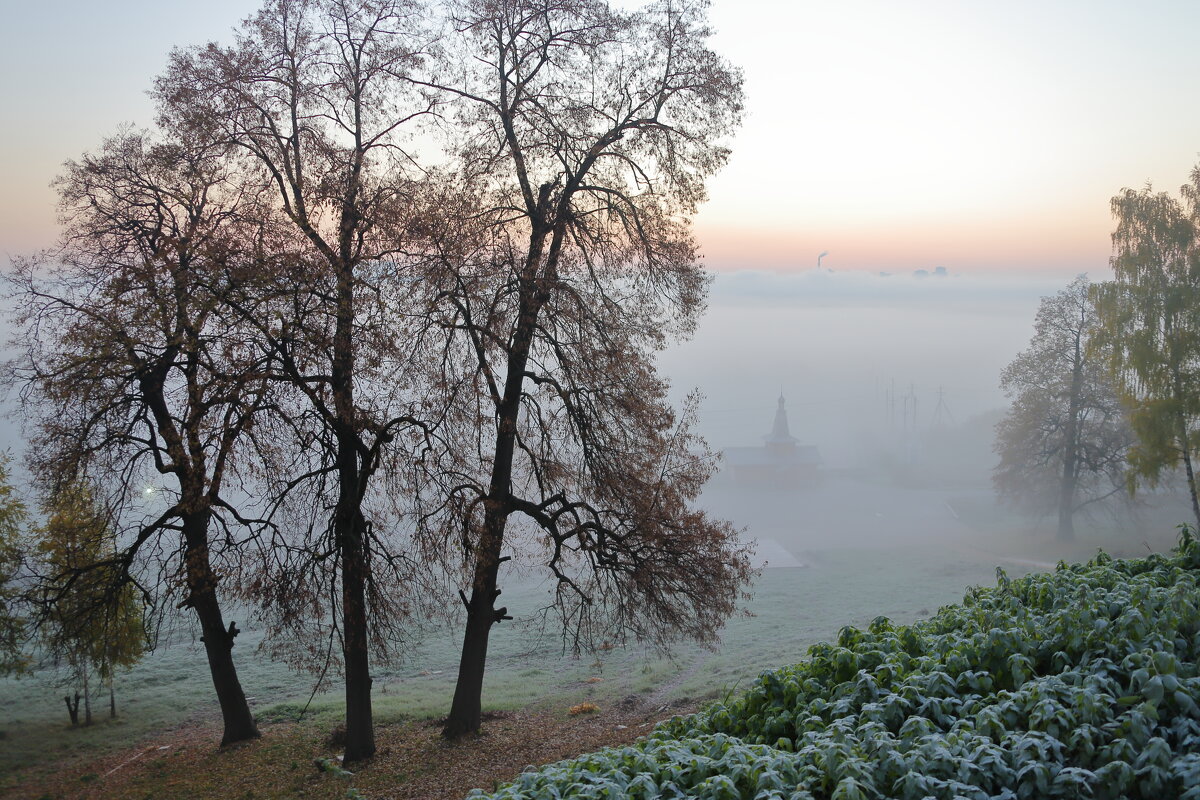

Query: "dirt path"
<box><xmin>645</xmin><ymin>652</ymin><xmax>710</xmax><ymax>710</ymax></box>
<box><xmin>3</xmin><ymin>701</ymin><xmax>700</xmax><ymax>800</ymax></box>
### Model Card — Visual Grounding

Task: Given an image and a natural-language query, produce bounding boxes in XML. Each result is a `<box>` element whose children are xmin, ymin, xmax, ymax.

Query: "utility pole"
<box><xmin>931</xmin><ymin>385</ymin><xmax>954</xmax><ymax>428</ymax></box>
<box><xmin>902</xmin><ymin>383</ymin><xmax>918</xmax><ymax>433</ymax></box>
<box><xmin>887</xmin><ymin>378</ymin><xmax>896</xmax><ymax>430</ymax></box>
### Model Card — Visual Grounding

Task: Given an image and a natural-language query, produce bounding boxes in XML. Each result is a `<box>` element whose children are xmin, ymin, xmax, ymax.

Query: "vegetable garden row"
<box><xmin>473</xmin><ymin>534</ymin><xmax>1200</xmax><ymax>799</ymax></box>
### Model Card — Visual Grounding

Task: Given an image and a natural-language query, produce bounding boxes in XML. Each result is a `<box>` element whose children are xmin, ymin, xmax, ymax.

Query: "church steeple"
<box><xmin>765</xmin><ymin>394</ymin><xmax>798</xmax><ymax>452</ymax></box>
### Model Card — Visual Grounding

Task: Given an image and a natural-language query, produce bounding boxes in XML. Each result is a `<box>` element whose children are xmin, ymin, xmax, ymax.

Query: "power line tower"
<box><xmin>902</xmin><ymin>383</ymin><xmax>918</xmax><ymax>433</ymax></box>
<box><xmin>931</xmin><ymin>385</ymin><xmax>954</xmax><ymax>428</ymax></box>
<box><xmin>885</xmin><ymin>377</ymin><xmax>896</xmax><ymax>430</ymax></box>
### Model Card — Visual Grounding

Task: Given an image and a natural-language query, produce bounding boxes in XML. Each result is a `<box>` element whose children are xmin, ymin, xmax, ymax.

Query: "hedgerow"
<box><xmin>469</xmin><ymin>533</ymin><xmax>1200</xmax><ymax>799</ymax></box>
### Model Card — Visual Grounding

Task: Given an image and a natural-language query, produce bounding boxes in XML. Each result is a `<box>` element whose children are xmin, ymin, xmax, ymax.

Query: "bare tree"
<box><xmin>416</xmin><ymin>0</ymin><xmax>753</xmax><ymax>738</ymax></box>
<box><xmin>156</xmin><ymin>0</ymin><xmax>439</xmax><ymax>761</ymax></box>
<box><xmin>8</xmin><ymin>130</ymin><xmax>271</xmax><ymax>745</ymax></box>
<box><xmin>994</xmin><ymin>275</ymin><xmax>1133</xmax><ymax>540</ymax></box>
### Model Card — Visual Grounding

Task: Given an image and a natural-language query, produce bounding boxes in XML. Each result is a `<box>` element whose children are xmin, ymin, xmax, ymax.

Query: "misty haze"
<box><xmin>5</xmin><ymin>0</ymin><xmax>1200</xmax><ymax>797</ymax></box>
<box><xmin>8</xmin><ymin>263</ymin><xmax>1196</xmax><ymax>796</ymax></box>
<box><xmin>676</xmin><ymin>268</ymin><xmax>1192</xmax><ymax>617</ymax></box>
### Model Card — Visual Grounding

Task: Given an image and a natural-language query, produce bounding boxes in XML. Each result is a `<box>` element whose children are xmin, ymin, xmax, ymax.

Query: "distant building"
<box><xmin>723</xmin><ymin>395</ymin><xmax>822</xmax><ymax>486</ymax></box>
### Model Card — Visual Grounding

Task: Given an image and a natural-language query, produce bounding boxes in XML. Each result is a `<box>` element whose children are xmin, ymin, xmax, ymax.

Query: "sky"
<box><xmin>2</xmin><ymin>0</ymin><xmax>1199</xmax><ymax>275</ymax></box>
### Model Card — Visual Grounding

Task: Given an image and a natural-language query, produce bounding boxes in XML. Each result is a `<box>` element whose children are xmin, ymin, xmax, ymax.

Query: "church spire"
<box><xmin>765</xmin><ymin>394</ymin><xmax>798</xmax><ymax>448</ymax></box>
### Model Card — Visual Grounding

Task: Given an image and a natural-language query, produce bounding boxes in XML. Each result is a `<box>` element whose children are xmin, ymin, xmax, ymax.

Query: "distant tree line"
<box><xmin>0</xmin><ymin>0</ymin><xmax>753</xmax><ymax>762</ymax></box>
<box><xmin>996</xmin><ymin>166</ymin><xmax>1200</xmax><ymax>540</ymax></box>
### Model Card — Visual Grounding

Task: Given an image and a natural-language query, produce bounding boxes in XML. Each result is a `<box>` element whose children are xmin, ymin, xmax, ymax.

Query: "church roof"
<box><xmin>723</xmin><ymin>445</ymin><xmax>822</xmax><ymax>467</ymax></box>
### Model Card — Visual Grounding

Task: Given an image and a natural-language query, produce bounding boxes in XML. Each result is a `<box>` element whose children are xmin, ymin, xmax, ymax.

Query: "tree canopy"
<box><xmin>34</xmin><ymin>483</ymin><xmax>145</xmax><ymax>724</ymax></box>
<box><xmin>9</xmin><ymin>130</ymin><xmax>270</xmax><ymax>744</ymax></box>
<box><xmin>10</xmin><ymin>0</ymin><xmax>748</xmax><ymax>757</ymax></box>
<box><xmin>0</xmin><ymin>455</ymin><xmax>28</xmax><ymax>676</ymax></box>
<box><xmin>412</xmin><ymin>0</ymin><xmax>751</xmax><ymax>737</ymax></box>
<box><xmin>1093</xmin><ymin>168</ymin><xmax>1200</xmax><ymax>528</ymax></box>
<box><xmin>995</xmin><ymin>275</ymin><xmax>1132</xmax><ymax>540</ymax></box>
<box><xmin>156</xmin><ymin>0</ymin><xmax>447</xmax><ymax>760</ymax></box>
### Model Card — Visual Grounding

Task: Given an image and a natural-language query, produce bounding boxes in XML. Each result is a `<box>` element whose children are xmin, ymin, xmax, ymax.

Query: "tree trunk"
<box><xmin>329</xmin><ymin>244</ymin><xmax>376</xmax><ymax>764</ymax></box>
<box><xmin>1057</xmin><ymin>436</ymin><xmax>1079</xmax><ymax>542</ymax></box>
<box><xmin>1172</xmin><ymin>378</ymin><xmax>1200</xmax><ymax>530</ymax></box>
<box><xmin>1182</xmin><ymin>440</ymin><xmax>1200</xmax><ymax>531</ymax></box>
<box><xmin>183</xmin><ymin>510</ymin><xmax>259</xmax><ymax>746</ymax></box>
<box><xmin>443</xmin><ymin>506</ymin><xmax>508</xmax><ymax>738</ymax></box>
<box><xmin>1057</xmin><ymin>328</ymin><xmax>1088</xmax><ymax>542</ymax></box>
<box><xmin>82</xmin><ymin>665</ymin><xmax>92</xmax><ymax>726</ymax></box>
<box><xmin>109</xmin><ymin>675</ymin><xmax>116</xmax><ymax>719</ymax></box>
<box><xmin>338</xmin><ymin>496</ymin><xmax>375</xmax><ymax>763</ymax></box>
<box><xmin>443</xmin><ymin>587</ymin><xmax>494</xmax><ymax>738</ymax></box>
<box><xmin>1057</xmin><ymin>382</ymin><xmax>1084</xmax><ymax>542</ymax></box>
<box><xmin>1167</xmin><ymin>369</ymin><xmax>1200</xmax><ymax>531</ymax></box>
<box><xmin>64</xmin><ymin>692</ymin><xmax>80</xmax><ymax>726</ymax></box>
<box><xmin>444</xmin><ymin>264</ymin><xmax>545</xmax><ymax>739</ymax></box>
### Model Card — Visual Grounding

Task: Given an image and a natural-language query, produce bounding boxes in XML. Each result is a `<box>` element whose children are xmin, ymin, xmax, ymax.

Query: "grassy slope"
<box><xmin>0</xmin><ymin>545</ymin><xmax>1004</xmax><ymax>782</ymax></box>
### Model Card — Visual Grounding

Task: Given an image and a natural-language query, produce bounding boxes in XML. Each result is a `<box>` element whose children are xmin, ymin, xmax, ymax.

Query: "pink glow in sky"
<box><xmin>697</xmin><ymin>209</ymin><xmax>1111</xmax><ymax>275</ymax></box>
<box><xmin>2</xmin><ymin>0</ymin><xmax>1200</xmax><ymax>276</ymax></box>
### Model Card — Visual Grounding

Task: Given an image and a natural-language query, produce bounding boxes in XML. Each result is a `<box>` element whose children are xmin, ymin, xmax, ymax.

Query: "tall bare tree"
<box><xmin>994</xmin><ymin>276</ymin><xmax>1132</xmax><ymax>540</ymax></box>
<box><xmin>417</xmin><ymin>0</ymin><xmax>752</xmax><ymax>738</ymax></box>
<box><xmin>156</xmin><ymin>0</ymin><xmax>438</xmax><ymax>761</ymax></box>
<box><xmin>8</xmin><ymin>131</ymin><xmax>272</xmax><ymax>744</ymax></box>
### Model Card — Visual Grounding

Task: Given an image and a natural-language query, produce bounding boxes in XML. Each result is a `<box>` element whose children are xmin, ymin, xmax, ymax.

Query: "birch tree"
<box><xmin>35</xmin><ymin>484</ymin><xmax>145</xmax><ymax>725</ymax></box>
<box><xmin>0</xmin><ymin>456</ymin><xmax>28</xmax><ymax>677</ymax></box>
<box><xmin>1093</xmin><ymin>169</ymin><xmax>1200</xmax><ymax>529</ymax></box>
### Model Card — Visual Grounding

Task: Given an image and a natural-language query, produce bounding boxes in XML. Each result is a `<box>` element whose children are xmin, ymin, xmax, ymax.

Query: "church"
<box><xmin>722</xmin><ymin>395</ymin><xmax>822</xmax><ymax>486</ymax></box>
